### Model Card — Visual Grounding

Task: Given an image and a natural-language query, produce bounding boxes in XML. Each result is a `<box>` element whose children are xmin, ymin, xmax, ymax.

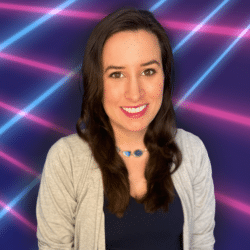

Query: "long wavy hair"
<box><xmin>76</xmin><ymin>7</ymin><xmax>182</xmax><ymax>218</ymax></box>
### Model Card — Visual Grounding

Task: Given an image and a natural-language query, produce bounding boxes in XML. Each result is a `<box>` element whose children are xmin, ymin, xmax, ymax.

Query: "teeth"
<box><xmin>122</xmin><ymin>105</ymin><xmax>147</xmax><ymax>113</ymax></box>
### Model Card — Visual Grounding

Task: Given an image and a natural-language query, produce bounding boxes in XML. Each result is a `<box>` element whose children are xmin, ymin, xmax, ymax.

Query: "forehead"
<box><xmin>102</xmin><ymin>30</ymin><xmax>161</xmax><ymax>66</ymax></box>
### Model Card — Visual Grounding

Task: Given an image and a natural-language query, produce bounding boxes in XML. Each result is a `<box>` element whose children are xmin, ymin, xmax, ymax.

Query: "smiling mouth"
<box><xmin>121</xmin><ymin>103</ymin><xmax>148</xmax><ymax>109</ymax></box>
<box><xmin>121</xmin><ymin>104</ymin><xmax>147</xmax><ymax>113</ymax></box>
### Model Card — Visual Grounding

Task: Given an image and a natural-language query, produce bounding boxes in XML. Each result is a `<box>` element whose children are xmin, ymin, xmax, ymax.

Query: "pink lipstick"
<box><xmin>120</xmin><ymin>104</ymin><xmax>149</xmax><ymax>118</ymax></box>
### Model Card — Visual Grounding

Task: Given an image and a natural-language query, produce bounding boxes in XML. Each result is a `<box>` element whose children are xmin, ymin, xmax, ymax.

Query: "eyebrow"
<box><xmin>104</xmin><ymin>59</ymin><xmax>161</xmax><ymax>73</ymax></box>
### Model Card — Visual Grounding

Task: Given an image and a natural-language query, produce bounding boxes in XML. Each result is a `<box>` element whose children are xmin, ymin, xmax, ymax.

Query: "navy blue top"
<box><xmin>104</xmin><ymin>187</ymin><xmax>184</xmax><ymax>249</ymax></box>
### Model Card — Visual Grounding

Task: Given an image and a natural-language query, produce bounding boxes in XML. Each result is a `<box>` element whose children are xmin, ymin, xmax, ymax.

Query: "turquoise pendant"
<box><xmin>116</xmin><ymin>147</ymin><xmax>146</xmax><ymax>157</ymax></box>
<box><xmin>134</xmin><ymin>150</ymin><xmax>143</xmax><ymax>157</ymax></box>
<box><xmin>123</xmin><ymin>151</ymin><xmax>131</xmax><ymax>157</ymax></box>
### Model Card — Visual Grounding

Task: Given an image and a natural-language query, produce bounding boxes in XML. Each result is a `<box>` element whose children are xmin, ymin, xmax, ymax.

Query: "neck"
<box><xmin>113</xmin><ymin>127</ymin><xmax>147</xmax><ymax>151</ymax></box>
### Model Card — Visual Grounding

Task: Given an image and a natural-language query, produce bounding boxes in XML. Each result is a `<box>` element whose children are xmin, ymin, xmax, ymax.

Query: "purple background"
<box><xmin>0</xmin><ymin>0</ymin><xmax>250</xmax><ymax>249</ymax></box>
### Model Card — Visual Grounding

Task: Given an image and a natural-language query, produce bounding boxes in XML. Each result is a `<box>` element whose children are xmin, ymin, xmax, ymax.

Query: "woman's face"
<box><xmin>102</xmin><ymin>29</ymin><xmax>164</xmax><ymax>133</ymax></box>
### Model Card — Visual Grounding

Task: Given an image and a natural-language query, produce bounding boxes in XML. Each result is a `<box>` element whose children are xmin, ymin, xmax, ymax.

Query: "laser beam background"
<box><xmin>0</xmin><ymin>0</ymin><xmax>250</xmax><ymax>249</ymax></box>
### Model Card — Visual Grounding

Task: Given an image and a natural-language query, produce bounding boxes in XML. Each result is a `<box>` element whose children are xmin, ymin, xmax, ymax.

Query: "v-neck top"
<box><xmin>104</xmin><ymin>186</ymin><xmax>183</xmax><ymax>249</ymax></box>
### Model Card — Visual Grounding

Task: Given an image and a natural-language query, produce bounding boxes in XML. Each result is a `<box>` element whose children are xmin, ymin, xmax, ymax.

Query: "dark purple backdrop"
<box><xmin>0</xmin><ymin>0</ymin><xmax>250</xmax><ymax>249</ymax></box>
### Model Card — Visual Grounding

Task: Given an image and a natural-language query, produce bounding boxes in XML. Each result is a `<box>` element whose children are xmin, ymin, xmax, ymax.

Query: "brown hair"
<box><xmin>76</xmin><ymin>6</ymin><xmax>182</xmax><ymax>218</ymax></box>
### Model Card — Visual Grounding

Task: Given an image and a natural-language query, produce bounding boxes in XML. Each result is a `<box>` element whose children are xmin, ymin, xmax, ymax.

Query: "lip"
<box><xmin>120</xmin><ymin>104</ymin><xmax>149</xmax><ymax>119</ymax></box>
<box><xmin>121</xmin><ymin>103</ymin><xmax>148</xmax><ymax>108</ymax></box>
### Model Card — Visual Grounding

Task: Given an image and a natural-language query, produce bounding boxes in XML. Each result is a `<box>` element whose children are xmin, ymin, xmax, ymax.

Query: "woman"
<box><xmin>36</xmin><ymin>7</ymin><xmax>216</xmax><ymax>250</ymax></box>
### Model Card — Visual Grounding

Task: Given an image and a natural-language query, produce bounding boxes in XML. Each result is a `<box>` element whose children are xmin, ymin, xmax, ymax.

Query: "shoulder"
<box><xmin>174</xmin><ymin>128</ymin><xmax>211</xmax><ymax>177</ymax></box>
<box><xmin>175</xmin><ymin>128</ymin><xmax>202</xmax><ymax>145</ymax></box>
<box><xmin>175</xmin><ymin>128</ymin><xmax>205</xmax><ymax>154</ymax></box>
<box><xmin>174</xmin><ymin>128</ymin><xmax>206</xmax><ymax>167</ymax></box>
<box><xmin>43</xmin><ymin>133</ymin><xmax>94</xmax><ymax>184</ymax></box>
<box><xmin>47</xmin><ymin>133</ymin><xmax>92</xmax><ymax>161</ymax></box>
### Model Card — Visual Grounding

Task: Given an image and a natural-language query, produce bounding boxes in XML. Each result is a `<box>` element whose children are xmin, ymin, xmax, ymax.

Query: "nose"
<box><xmin>125</xmin><ymin>76</ymin><xmax>144</xmax><ymax>101</ymax></box>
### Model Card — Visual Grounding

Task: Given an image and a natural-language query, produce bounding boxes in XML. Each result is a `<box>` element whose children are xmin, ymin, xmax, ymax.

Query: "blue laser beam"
<box><xmin>150</xmin><ymin>0</ymin><xmax>168</xmax><ymax>12</ymax></box>
<box><xmin>0</xmin><ymin>176</ymin><xmax>41</xmax><ymax>219</ymax></box>
<box><xmin>0</xmin><ymin>68</ymin><xmax>79</xmax><ymax>136</ymax></box>
<box><xmin>175</xmin><ymin>21</ymin><xmax>250</xmax><ymax>109</ymax></box>
<box><xmin>0</xmin><ymin>0</ymin><xmax>77</xmax><ymax>52</ymax></box>
<box><xmin>173</xmin><ymin>0</ymin><xmax>231</xmax><ymax>53</ymax></box>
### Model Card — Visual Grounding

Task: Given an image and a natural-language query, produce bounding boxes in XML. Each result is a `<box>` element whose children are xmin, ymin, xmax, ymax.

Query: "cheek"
<box><xmin>158</xmin><ymin>76</ymin><xmax>165</xmax><ymax>96</ymax></box>
<box><xmin>103</xmin><ymin>85</ymin><xmax>121</xmax><ymax>104</ymax></box>
<box><xmin>149</xmin><ymin>80</ymin><xmax>164</xmax><ymax>99</ymax></box>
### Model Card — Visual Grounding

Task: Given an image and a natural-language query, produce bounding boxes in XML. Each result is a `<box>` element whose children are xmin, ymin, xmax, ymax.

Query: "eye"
<box><xmin>109</xmin><ymin>72</ymin><xmax>123</xmax><ymax>78</ymax></box>
<box><xmin>142</xmin><ymin>68</ymin><xmax>156</xmax><ymax>76</ymax></box>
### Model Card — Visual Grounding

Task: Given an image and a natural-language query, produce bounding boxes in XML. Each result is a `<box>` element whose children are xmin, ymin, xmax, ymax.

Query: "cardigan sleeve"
<box><xmin>36</xmin><ymin>138</ymin><xmax>76</xmax><ymax>250</ymax></box>
<box><xmin>191</xmin><ymin>139</ymin><xmax>216</xmax><ymax>249</ymax></box>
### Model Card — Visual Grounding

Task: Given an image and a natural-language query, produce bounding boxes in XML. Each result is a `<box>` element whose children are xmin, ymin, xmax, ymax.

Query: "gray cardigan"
<box><xmin>36</xmin><ymin>128</ymin><xmax>216</xmax><ymax>249</ymax></box>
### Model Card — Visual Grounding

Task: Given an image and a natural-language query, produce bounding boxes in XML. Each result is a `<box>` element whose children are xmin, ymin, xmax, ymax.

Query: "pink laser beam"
<box><xmin>0</xmin><ymin>200</ymin><xmax>36</xmax><ymax>232</ymax></box>
<box><xmin>175</xmin><ymin>99</ymin><xmax>250</xmax><ymax>128</ymax></box>
<box><xmin>0</xmin><ymin>151</ymin><xmax>40</xmax><ymax>177</ymax></box>
<box><xmin>0</xmin><ymin>2</ymin><xmax>105</xmax><ymax>20</ymax></box>
<box><xmin>0</xmin><ymin>52</ymin><xmax>71</xmax><ymax>75</ymax></box>
<box><xmin>215</xmin><ymin>191</ymin><xmax>250</xmax><ymax>216</ymax></box>
<box><xmin>159</xmin><ymin>20</ymin><xmax>250</xmax><ymax>39</ymax></box>
<box><xmin>0</xmin><ymin>101</ymin><xmax>73</xmax><ymax>135</ymax></box>
<box><xmin>0</xmin><ymin>3</ymin><xmax>249</xmax><ymax>39</ymax></box>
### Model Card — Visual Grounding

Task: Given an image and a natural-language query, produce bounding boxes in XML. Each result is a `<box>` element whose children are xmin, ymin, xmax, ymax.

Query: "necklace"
<box><xmin>116</xmin><ymin>146</ymin><xmax>147</xmax><ymax>157</ymax></box>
